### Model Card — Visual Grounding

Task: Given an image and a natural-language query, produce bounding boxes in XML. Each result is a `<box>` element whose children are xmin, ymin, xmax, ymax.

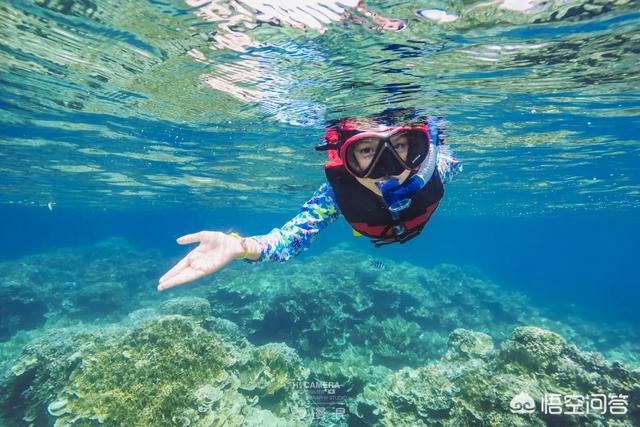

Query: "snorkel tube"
<box><xmin>376</xmin><ymin>116</ymin><xmax>441</xmax><ymax>218</ymax></box>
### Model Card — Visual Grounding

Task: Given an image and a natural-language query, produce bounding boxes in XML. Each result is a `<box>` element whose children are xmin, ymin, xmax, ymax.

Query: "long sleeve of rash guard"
<box><xmin>246</xmin><ymin>146</ymin><xmax>462</xmax><ymax>263</ymax></box>
<box><xmin>245</xmin><ymin>182</ymin><xmax>341</xmax><ymax>263</ymax></box>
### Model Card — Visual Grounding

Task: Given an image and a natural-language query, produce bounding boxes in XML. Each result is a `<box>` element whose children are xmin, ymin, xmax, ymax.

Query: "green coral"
<box><xmin>158</xmin><ymin>296</ymin><xmax>212</xmax><ymax>321</ymax></box>
<box><xmin>2</xmin><ymin>306</ymin><xmax>311</xmax><ymax>427</ymax></box>
<box><xmin>2</xmin><ymin>243</ymin><xmax>640</xmax><ymax>427</ymax></box>
<box><xmin>240</xmin><ymin>342</ymin><xmax>311</xmax><ymax>420</ymax></box>
<box><xmin>1</xmin><ymin>325</ymin><xmax>117</xmax><ymax>426</ymax></box>
<box><xmin>52</xmin><ymin>315</ymin><xmax>234</xmax><ymax>426</ymax></box>
<box><xmin>201</xmin><ymin>246</ymin><xmax>640</xmax><ymax>374</ymax></box>
<box><xmin>446</xmin><ymin>328</ymin><xmax>494</xmax><ymax>361</ymax></box>
<box><xmin>500</xmin><ymin>326</ymin><xmax>568</xmax><ymax>373</ymax></box>
<box><xmin>361</xmin><ymin>315</ymin><xmax>447</xmax><ymax>367</ymax></box>
<box><xmin>372</xmin><ymin>327</ymin><xmax>640</xmax><ymax>427</ymax></box>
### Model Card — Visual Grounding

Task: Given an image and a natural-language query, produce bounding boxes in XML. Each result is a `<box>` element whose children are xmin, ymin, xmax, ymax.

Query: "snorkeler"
<box><xmin>158</xmin><ymin>111</ymin><xmax>461</xmax><ymax>291</ymax></box>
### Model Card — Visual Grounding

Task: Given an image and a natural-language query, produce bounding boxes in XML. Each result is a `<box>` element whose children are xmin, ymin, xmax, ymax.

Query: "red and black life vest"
<box><xmin>323</xmin><ymin>149</ymin><xmax>444</xmax><ymax>247</ymax></box>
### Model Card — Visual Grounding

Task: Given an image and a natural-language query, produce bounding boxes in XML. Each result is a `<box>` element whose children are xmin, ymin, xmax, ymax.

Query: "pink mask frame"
<box><xmin>338</xmin><ymin>125</ymin><xmax>431</xmax><ymax>179</ymax></box>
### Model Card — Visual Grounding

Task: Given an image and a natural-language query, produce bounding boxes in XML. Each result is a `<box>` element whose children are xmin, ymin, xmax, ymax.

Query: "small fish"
<box><xmin>370</xmin><ymin>259</ymin><xmax>385</xmax><ymax>270</ymax></box>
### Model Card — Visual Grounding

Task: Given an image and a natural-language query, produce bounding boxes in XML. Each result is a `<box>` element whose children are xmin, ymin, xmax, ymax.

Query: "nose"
<box><xmin>369</xmin><ymin>144</ymin><xmax>406</xmax><ymax>178</ymax></box>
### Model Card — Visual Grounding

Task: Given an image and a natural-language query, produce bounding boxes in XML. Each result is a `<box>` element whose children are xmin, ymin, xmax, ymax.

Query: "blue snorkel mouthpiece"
<box><xmin>377</xmin><ymin>178</ymin><xmax>413</xmax><ymax>213</ymax></box>
<box><xmin>376</xmin><ymin>177</ymin><xmax>411</xmax><ymax>236</ymax></box>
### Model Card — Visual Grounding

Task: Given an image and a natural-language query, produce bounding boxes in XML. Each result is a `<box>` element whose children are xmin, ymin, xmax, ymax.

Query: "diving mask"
<box><xmin>338</xmin><ymin>126</ymin><xmax>430</xmax><ymax>179</ymax></box>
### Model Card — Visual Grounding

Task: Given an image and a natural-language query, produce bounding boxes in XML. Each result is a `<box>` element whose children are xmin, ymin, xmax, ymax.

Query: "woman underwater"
<box><xmin>158</xmin><ymin>110</ymin><xmax>462</xmax><ymax>291</ymax></box>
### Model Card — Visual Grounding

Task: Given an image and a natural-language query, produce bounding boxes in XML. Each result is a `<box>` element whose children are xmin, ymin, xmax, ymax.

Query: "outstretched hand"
<box><xmin>158</xmin><ymin>231</ymin><xmax>241</xmax><ymax>292</ymax></box>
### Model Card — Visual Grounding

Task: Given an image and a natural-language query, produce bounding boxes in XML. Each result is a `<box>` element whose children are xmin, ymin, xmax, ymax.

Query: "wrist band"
<box><xmin>229</xmin><ymin>232</ymin><xmax>249</xmax><ymax>259</ymax></box>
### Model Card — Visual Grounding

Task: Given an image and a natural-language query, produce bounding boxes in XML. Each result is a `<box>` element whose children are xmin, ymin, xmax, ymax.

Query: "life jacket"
<box><xmin>323</xmin><ymin>148</ymin><xmax>444</xmax><ymax>247</ymax></box>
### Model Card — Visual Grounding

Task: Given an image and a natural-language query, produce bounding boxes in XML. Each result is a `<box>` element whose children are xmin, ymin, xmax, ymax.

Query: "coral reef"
<box><xmin>2</xmin><ymin>239</ymin><xmax>637</xmax><ymax>370</ymax></box>
<box><xmin>363</xmin><ymin>327</ymin><xmax>640</xmax><ymax>426</ymax></box>
<box><xmin>1</xmin><ymin>325</ymin><xmax>118</xmax><ymax>426</ymax></box>
<box><xmin>70</xmin><ymin>281</ymin><xmax>127</xmax><ymax>318</ymax></box>
<box><xmin>4</xmin><ymin>320</ymin><xmax>637</xmax><ymax>426</ymax></box>
<box><xmin>1</xmin><ymin>300</ymin><xmax>310</xmax><ymax>426</ymax></box>
<box><xmin>198</xmin><ymin>246</ymin><xmax>639</xmax><ymax>371</ymax></box>
<box><xmin>158</xmin><ymin>296</ymin><xmax>213</xmax><ymax>321</ymax></box>
<box><xmin>1</xmin><ymin>241</ymin><xmax>639</xmax><ymax>426</ymax></box>
<box><xmin>0</xmin><ymin>238</ymin><xmax>169</xmax><ymax>340</ymax></box>
<box><xmin>360</xmin><ymin>315</ymin><xmax>446</xmax><ymax>367</ymax></box>
<box><xmin>0</xmin><ymin>281</ymin><xmax>47</xmax><ymax>341</ymax></box>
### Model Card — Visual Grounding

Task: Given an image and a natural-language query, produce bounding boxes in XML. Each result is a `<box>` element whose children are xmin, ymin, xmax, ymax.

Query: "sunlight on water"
<box><xmin>0</xmin><ymin>0</ymin><xmax>638</xmax><ymax>214</ymax></box>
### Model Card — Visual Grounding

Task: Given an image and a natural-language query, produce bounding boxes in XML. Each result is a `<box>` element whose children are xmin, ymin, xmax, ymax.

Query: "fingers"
<box><xmin>159</xmin><ymin>232</ymin><xmax>204</xmax><ymax>283</ymax></box>
<box><xmin>157</xmin><ymin>267</ymin><xmax>202</xmax><ymax>292</ymax></box>
<box><xmin>158</xmin><ymin>231</ymin><xmax>224</xmax><ymax>292</ymax></box>
<box><xmin>159</xmin><ymin>255</ymin><xmax>190</xmax><ymax>283</ymax></box>
<box><xmin>177</xmin><ymin>232</ymin><xmax>203</xmax><ymax>245</ymax></box>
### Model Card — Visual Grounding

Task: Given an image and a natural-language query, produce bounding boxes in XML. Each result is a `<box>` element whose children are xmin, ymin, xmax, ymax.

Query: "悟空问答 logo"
<box><xmin>510</xmin><ymin>392</ymin><xmax>536</xmax><ymax>414</ymax></box>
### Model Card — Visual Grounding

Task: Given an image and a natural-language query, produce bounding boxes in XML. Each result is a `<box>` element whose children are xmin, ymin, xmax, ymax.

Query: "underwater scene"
<box><xmin>1</xmin><ymin>0</ymin><xmax>639</xmax><ymax>426</ymax></box>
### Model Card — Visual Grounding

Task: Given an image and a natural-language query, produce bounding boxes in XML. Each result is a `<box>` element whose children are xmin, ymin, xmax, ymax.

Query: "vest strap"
<box><xmin>370</xmin><ymin>227</ymin><xmax>422</xmax><ymax>247</ymax></box>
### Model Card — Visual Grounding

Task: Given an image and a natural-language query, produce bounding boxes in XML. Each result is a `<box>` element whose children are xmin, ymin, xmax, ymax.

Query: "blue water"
<box><xmin>2</xmin><ymin>204</ymin><xmax>638</xmax><ymax>324</ymax></box>
<box><xmin>1</xmin><ymin>0</ymin><xmax>640</xmax><ymax>424</ymax></box>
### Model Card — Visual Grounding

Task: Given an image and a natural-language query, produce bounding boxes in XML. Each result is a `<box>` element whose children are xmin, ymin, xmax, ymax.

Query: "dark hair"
<box><xmin>316</xmin><ymin>107</ymin><xmax>442</xmax><ymax>154</ymax></box>
<box><xmin>324</xmin><ymin>107</ymin><xmax>429</xmax><ymax>131</ymax></box>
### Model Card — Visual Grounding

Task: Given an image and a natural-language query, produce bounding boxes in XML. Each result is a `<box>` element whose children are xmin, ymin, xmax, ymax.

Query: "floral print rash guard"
<box><xmin>246</xmin><ymin>144</ymin><xmax>462</xmax><ymax>263</ymax></box>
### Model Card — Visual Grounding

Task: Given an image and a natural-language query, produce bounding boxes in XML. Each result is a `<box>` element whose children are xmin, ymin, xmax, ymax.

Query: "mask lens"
<box><xmin>390</xmin><ymin>130</ymin><xmax>429</xmax><ymax>168</ymax></box>
<box><xmin>343</xmin><ymin>128</ymin><xmax>430</xmax><ymax>178</ymax></box>
<box><xmin>345</xmin><ymin>137</ymin><xmax>383</xmax><ymax>177</ymax></box>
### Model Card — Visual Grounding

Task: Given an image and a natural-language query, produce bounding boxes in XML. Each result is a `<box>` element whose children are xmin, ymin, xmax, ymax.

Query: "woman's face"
<box><xmin>351</xmin><ymin>134</ymin><xmax>410</xmax><ymax>173</ymax></box>
<box><xmin>350</xmin><ymin>133</ymin><xmax>412</xmax><ymax>195</ymax></box>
